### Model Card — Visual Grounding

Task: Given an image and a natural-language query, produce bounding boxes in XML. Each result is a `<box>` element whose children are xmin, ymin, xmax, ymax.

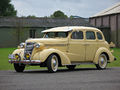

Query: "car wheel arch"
<box><xmin>93</xmin><ymin>47</ymin><xmax>110</xmax><ymax>64</ymax></box>
<box><xmin>39</xmin><ymin>48</ymin><xmax>71</xmax><ymax>65</ymax></box>
<box><xmin>46</xmin><ymin>53</ymin><xmax>62</xmax><ymax>66</ymax></box>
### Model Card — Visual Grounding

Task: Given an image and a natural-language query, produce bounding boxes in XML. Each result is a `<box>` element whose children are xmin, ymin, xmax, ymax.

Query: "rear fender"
<box><xmin>93</xmin><ymin>47</ymin><xmax>114</xmax><ymax>64</ymax></box>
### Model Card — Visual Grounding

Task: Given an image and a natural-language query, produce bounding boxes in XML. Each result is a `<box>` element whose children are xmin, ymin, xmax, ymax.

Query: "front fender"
<box><xmin>32</xmin><ymin>48</ymin><xmax>71</xmax><ymax>65</ymax></box>
<box><xmin>12</xmin><ymin>49</ymin><xmax>24</xmax><ymax>60</ymax></box>
<box><xmin>93</xmin><ymin>47</ymin><xmax>114</xmax><ymax>64</ymax></box>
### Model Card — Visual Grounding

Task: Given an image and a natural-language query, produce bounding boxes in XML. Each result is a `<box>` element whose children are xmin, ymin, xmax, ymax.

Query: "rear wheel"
<box><xmin>66</xmin><ymin>65</ymin><xmax>76</xmax><ymax>70</ymax></box>
<box><xmin>47</xmin><ymin>54</ymin><xmax>59</xmax><ymax>73</ymax></box>
<box><xmin>96</xmin><ymin>54</ymin><xmax>107</xmax><ymax>70</ymax></box>
<box><xmin>14</xmin><ymin>63</ymin><xmax>25</xmax><ymax>72</ymax></box>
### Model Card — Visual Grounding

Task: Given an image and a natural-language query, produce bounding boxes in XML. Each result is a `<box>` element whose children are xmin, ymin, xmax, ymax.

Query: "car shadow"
<box><xmin>23</xmin><ymin>68</ymin><xmax>112</xmax><ymax>74</ymax></box>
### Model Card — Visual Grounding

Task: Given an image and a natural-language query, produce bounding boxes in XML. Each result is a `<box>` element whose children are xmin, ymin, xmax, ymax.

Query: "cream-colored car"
<box><xmin>9</xmin><ymin>26</ymin><xmax>116</xmax><ymax>73</ymax></box>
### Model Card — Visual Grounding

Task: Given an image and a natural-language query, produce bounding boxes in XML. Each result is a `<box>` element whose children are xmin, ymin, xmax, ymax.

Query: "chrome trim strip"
<box><xmin>45</xmin><ymin>44</ymin><xmax>67</xmax><ymax>46</ymax></box>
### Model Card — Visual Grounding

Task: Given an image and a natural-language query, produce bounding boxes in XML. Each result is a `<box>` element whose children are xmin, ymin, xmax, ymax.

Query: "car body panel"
<box><xmin>9</xmin><ymin>26</ymin><xmax>115</xmax><ymax>67</ymax></box>
<box><xmin>38</xmin><ymin>48</ymin><xmax>71</xmax><ymax>65</ymax></box>
<box><xmin>67</xmin><ymin>38</ymin><xmax>85</xmax><ymax>62</ymax></box>
<box><xmin>93</xmin><ymin>47</ymin><xmax>114</xmax><ymax>64</ymax></box>
<box><xmin>12</xmin><ymin>49</ymin><xmax>24</xmax><ymax>60</ymax></box>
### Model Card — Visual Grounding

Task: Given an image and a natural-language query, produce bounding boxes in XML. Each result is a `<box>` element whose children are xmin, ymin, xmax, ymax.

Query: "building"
<box><xmin>0</xmin><ymin>17</ymin><xmax>90</xmax><ymax>48</ymax></box>
<box><xmin>89</xmin><ymin>2</ymin><xmax>120</xmax><ymax>47</ymax></box>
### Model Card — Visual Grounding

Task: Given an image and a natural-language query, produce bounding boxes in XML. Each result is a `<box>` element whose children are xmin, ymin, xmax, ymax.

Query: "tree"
<box><xmin>50</xmin><ymin>10</ymin><xmax>68</xmax><ymax>18</ymax></box>
<box><xmin>0</xmin><ymin>0</ymin><xmax>17</xmax><ymax>16</ymax></box>
<box><xmin>27</xmin><ymin>15</ymin><xmax>36</xmax><ymax>18</ymax></box>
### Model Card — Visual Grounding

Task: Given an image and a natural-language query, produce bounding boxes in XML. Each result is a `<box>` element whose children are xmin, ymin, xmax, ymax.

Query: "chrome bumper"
<box><xmin>8</xmin><ymin>54</ymin><xmax>41</xmax><ymax>64</ymax></box>
<box><xmin>8</xmin><ymin>60</ymin><xmax>41</xmax><ymax>64</ymax></box>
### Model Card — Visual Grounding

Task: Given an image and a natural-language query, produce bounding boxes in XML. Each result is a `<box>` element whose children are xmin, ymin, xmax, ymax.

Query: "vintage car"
<box><xmin>8</xmin><ymin>26</ymin><xmax>116</xmax><ymax>73</ymax></box>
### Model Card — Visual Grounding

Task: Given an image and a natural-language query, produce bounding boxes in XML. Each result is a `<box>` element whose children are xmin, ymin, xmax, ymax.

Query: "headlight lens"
<box><xmin>25</xmin><ymin>53</ymin><xmax>30</xmax><ymax>60</ymax></box>
<box><xmin>19</xmin><ymin>43</ymin><xmax>25</xmax><ymax>48</ymax></box>
<box><xmin>15</xmin><ymin>54</ymin><xmax>21</xmax><ymax>60</ymax></box>
<box><xmin>35</xmin><ymin>43</ymin><xmax>40</xmax><ymax>48</ymax></box>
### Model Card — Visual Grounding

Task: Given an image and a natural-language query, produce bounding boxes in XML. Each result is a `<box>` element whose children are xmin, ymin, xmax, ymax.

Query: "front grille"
<box><xmin>24</xmin><ymin>42</ymin><xmax>35</xmax><ymax>59</ymax></box>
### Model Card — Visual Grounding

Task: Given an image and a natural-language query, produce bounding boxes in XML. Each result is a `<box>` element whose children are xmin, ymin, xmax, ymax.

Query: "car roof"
<box><xmin>42</xmin><ymin>26</ymin><xmax>101</xmax><ymax>33</ymax></box>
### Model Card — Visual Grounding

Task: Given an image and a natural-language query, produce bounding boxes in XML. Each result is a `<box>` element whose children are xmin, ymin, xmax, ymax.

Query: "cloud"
<box><xmin>11</xmin><ymin>0</ymin><xmax>120</xmax><ymax>18</ymax></box>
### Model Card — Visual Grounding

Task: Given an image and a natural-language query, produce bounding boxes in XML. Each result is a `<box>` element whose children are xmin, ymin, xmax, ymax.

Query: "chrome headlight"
<box><xmin>19</xmin><ymin>43</ymin><xmax>25</xmax><ymax>48</ymax></box>
<box><xmin>35</xmin><ymin>43</ymin><xmax>40</xmax><ymax>48</ymax></box>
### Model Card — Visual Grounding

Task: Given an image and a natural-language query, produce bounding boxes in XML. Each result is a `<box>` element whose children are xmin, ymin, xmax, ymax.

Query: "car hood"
<box><xmin>25</xmin><ymin>38</ymin><xmax>68</xmax><ymax>45</ymax></box>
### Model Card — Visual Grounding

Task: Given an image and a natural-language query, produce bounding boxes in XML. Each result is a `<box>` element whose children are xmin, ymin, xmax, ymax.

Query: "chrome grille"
<box><xmin>24</xmin><ymin>42</ymin><xmax>35</xmax><ymax>59</ymax></box>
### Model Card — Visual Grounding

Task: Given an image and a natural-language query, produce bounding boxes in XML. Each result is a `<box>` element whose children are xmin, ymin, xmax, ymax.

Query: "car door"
<box><xmin>85</xmin><ymin>30</ymin><xmax>97</xmax><ymax>61</ymax></box>
<box><xmin>67</xmin><ymin>30</ymin><xmax>85</xmax><ymax>63</ymax></box>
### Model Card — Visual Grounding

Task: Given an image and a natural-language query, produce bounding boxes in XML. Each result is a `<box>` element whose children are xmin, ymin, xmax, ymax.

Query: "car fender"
<box><xmin>93</xmin><ymin>47</ymin><xmax>114</xmax><ymax>64</ymax></box>
<box><xmin>12</xmin><ymin>49</ymin><xmax>24</xmax><ymax>60</ymax></box>
<box><xmin>32</xmin><ymin>48</ymin><xmax>71</xmax><ymax>65</ymax></box>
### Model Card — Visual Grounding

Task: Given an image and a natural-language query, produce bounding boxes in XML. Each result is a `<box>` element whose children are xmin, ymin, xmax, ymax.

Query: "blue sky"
<box><xmin>11</xmin><ymin>0</ymin><xmax>120</xmax><ymax>18</ymax></box>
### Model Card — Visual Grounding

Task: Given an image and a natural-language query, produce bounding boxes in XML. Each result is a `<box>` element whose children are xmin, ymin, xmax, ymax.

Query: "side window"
<box><xmin>57</xmin><ymin>32</ymin><xmax>68</xmax><ymax>38</ymax></box>
<box><xmin>86</xmin><ymin>31</ymin><xmax>95</xmax><ymax>40</ymax></box>
<box><xmin>71</xmin><ymin>31</ymin><xmax>83</xmax><ymax>39</ymax></box>
<box><xmin>45</xmin><ymin>32</ymin><xmax>55</xmax><ymax>38</ymax></box>
<box><xmin>97</xmin><ymin>32</ymin><xmax>103</xmax><ymax>40</ymax></box>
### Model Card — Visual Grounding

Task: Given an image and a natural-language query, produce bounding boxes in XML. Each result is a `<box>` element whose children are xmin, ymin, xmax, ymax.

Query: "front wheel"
<box><xmin>96</xmin><ymin>54</ymin><xmax>107</xmax><ymax>70</ymax></box>
<box><xmin>14</xmin><ymin>63</ymin><xmax>25</xmax><ymax>72</ymax></box>
<box><xmin>47</xmin><ymin>54</ymin><xmax>59</xmax><ymax>73</ymax></box>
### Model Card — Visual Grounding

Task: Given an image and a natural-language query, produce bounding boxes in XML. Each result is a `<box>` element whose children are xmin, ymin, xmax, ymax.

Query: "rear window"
<box><xmin>97</xmin><ymin>32</ymin><xmax>103</xmax><ymax>40</ymax></box>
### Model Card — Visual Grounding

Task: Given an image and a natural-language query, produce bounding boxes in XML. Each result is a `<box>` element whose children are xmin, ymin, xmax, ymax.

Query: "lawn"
<box><xmin>0</xmin><ymin>48</ymin><xmax>120</xmax><ymax>70</ymax></box>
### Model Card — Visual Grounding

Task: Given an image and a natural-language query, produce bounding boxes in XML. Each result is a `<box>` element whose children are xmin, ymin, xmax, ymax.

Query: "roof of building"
<box><xmin>42</xmin><ymin>26</ymin><xmax>100</xmax><ymax>33</ymax></box>
<box><xmin>91</xmin><ymin>2</ymin><xmax>120</xmax><ymax>18</ymax></box>
<box><xmin>0</xmin><ymin>17</ymin><xmax>90</xmax><ymax>28</ymax></box>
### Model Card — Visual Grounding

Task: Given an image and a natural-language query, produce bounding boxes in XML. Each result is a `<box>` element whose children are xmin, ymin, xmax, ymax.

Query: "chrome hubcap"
<box><xmin>99</xmin><ymin>56</ymin><xmax>107</xmax><ymax>68</ymax></box>
<box><xmin>51</xmin><ymin>55</ymin><xmax>58</xmax><ymax>71</ymax></box>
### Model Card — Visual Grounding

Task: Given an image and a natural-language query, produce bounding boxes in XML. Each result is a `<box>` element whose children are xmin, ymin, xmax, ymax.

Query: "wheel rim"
<box><xmin>99</xmin><ymin>55</ymin><xmax>107</xmax><ymax>69</ymax></box>
<box><xmin>51</xmin><ymin>55</ymin><xmax>58</xmax><ymax>72</ymax></box>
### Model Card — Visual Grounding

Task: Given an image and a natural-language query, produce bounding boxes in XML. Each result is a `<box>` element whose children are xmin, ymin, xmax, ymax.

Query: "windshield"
<box><xmin>43</xmin><ymin>32</ymin><xmax>68</xmax><ymax>38</ymax></box>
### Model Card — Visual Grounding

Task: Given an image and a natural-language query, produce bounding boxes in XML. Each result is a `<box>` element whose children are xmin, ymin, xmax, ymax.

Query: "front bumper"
<box><xmin>8</xmin><ymin>60</ymin><xmax>41</xmax><ymax>64</ymax></box>
<box><xmin>8</xmin><ymin>54</ymin><xmax>41</xmax><ymax>65</ymax></box>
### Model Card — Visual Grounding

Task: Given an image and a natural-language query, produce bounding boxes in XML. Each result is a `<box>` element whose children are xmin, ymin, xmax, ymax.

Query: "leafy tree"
<box><xmin>0</xmin><ymin>0</ymin><xmax>17</xmax><ymax>16</ymax></box>
<box><xmin>50</xmin><ymin>10</ymin><xmax>68</xmax><ymax>18</ymax></box>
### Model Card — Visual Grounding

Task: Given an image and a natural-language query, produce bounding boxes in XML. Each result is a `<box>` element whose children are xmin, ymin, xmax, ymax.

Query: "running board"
<box><xmin>71</xmin><ymin>62</ymin><xmax>94</xmax><ymax>65</ymax></box>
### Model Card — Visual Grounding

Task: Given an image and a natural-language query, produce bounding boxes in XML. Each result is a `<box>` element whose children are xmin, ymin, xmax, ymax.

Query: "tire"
<box><xmin>96</xmin><ymin>54</ymin><xmax>107</xmax><ymax>70</ymax></box>
<box><xmin>66</xmin><ymin>65</ymin><xmax>76</xmax><ymax>70</ymax></box>
<box><xmin>47</xmin><ymin>54</ymin><xmax>59</xmax><ymax>73</ymax></box>
<box><xmin>14</xmin><ymin>63</ymin><xmax>25</xmax><ymax>72</ymax></box>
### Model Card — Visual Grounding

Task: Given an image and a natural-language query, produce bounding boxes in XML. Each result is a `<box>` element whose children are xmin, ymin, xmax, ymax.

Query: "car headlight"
<box><xmin>19</xmin><ymin>43</ymin><xmax>25</xmax><ymax>48</ymax></box>
<box><xmin>15</xmin><ymin>54</ymin><xmax>21</xmax><ymax>60</ymax></box>
<box><xmin>35</xmin><ymin>43</ymin><xmax>40</xmax><ymax>48</ymax></box>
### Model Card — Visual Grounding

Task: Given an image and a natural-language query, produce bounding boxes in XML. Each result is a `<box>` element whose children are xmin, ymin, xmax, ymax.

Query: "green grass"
<box><xmin>0</xmin><ymin>48</ymin><xmax>16</xmax><ymax>70</ymax></box>
<box><xmin>0</xmin><ymin>48</ymin><xmax>120</xmax><ymax>70</ymax></box>
<box><xmin>108</xmin><ymin>48</ymin><xmax>120</xmax><ymax>67</ymax></box>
